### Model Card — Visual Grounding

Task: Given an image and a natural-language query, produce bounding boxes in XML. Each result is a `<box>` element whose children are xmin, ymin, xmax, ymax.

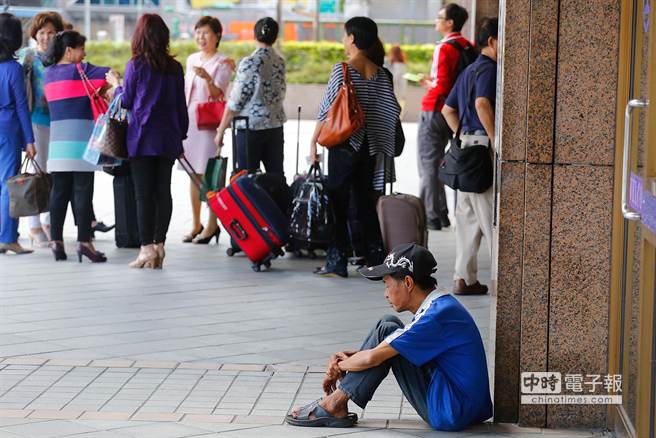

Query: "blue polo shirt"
<box><xmin>444</xmin><ymin>54</ymin><xmax>497</xmax><ymax>133</ymax></box>
<box><xmin>385</xmin><ymin>291</ymin><xmax>493</xmax><ymax>431</ymax></box>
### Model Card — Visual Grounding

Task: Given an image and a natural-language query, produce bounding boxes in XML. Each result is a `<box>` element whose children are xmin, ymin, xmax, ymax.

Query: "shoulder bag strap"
<box><xmin>76</xmin><ymin>63</ymin><xmax>95</xmax><ymax>99</ymax></box>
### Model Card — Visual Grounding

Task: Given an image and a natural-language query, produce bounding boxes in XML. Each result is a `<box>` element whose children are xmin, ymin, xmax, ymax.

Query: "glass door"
<box><xmin>609</xmin><ymin>0</ymin><xmax>656</xmax><ymax>437</ymax></box>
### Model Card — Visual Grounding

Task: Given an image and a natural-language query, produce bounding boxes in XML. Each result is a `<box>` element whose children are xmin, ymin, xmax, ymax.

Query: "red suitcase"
<box><xmin>180</xmin><ymin>117</ymin><xmax>288</xmax><ymax>272</ymax></box>
<box><xmin>209</xmin><ymin>174</ymin><xmax>288</xmax><ymax>271</ymax></box>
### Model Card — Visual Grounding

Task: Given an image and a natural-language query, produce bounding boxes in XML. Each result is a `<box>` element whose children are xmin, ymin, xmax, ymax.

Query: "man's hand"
<box><xmin>419</xmin><ymin>74</ymin><xmax>432</xmax><ymax>89</ymax></box>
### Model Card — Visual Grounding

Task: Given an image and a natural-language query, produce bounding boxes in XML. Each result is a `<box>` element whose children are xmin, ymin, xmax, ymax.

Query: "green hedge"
<box><xmin>85</xmin><ymin>41</ymin><xmax>434</xmax><ymax>84</ymax></box>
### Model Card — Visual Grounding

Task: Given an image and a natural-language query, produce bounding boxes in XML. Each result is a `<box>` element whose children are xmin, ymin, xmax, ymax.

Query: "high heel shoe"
<box><xmin>129</xmin><ymin>244</ymin><xmax>158</xmax><ymax>269</ymax></box>
<box><xmin>153</xmin><ymin>243</ymin><xmax>165</xmax><ymax>269</ymax></box>
<box><xmin>29</xmin><ymin>229</ymin><xmax>49</xmax><ymax>248</ymax></box>
<box><xmin>76</xmin><ymin>242</ymin><xmax>107</xmax><ymax>263</ymax></box>
<box><xmin>49</xmin><ymin>241</ymin><xmax>67</xmax><ymax>261</ymax></box>
<box><xmin>0</xmin><ymin>243</ymin><xmax>34</xmax><ymax>255</ymax></box>
<box><xmin>182</xmin><ymin>225</ymin><xmax>203</xmax><ymax>243</ymax></box>
<box><xmin>192</xmin><ymin>228</ymin><xmax>220</xmax><ymax>244</ymax></box>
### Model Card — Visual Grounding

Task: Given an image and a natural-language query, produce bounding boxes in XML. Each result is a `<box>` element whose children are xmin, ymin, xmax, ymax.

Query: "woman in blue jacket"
<box><xmin>0</xmin><ymin>13</ymin><xmax>36</xmax><ymax>255</ymax></box>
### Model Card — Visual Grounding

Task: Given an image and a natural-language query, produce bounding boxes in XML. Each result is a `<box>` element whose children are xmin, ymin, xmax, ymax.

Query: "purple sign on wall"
<box><xmin>627</xmin><ymin>173</ymin><xmax>656</xmax><ymax>235</ymax></box>
<box><xmin>642</xmin><ymin>190</ymin><xmax>656</xmax><ymax>235</ymax></box>
<box><xmin>629</xmin><ymin>173</ymin><xmax>643</xmax><ymax>212</ymax></box>
<box><xmin>645</xmin><ymin>0</ymin><xmax>651</xmax><ymax>33</ymax></box>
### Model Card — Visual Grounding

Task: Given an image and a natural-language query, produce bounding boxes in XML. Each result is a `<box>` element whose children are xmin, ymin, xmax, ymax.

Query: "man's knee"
<box><xmin>376</xmin><ymin>315</ymin><xmax>403</xmax><ymax>338</ymax></box>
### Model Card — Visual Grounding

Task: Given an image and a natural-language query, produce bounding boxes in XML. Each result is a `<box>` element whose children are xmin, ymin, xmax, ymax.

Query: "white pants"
<box><xmin>453</xmin><ymin>187</ymin><xmax>493</xmax><ymax>285</ymax></box>
<box><xmin>27</xmin><ymin>124</ymin><xmax>50</xmax><ymax>229</ymax></box>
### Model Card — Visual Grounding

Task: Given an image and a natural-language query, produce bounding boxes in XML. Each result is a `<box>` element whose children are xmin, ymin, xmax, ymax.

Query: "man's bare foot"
<box><xmin>291</xmin><ymin>389</ymin><xmax>350</xmax><ymax>419</ymax></box>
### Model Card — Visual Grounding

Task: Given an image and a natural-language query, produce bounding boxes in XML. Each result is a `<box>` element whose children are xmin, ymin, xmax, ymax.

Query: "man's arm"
<box><xmin>475</xmin><ymin>97</ymin><xmax>495</xmax><ymax>151</ymax></box>
<box><xmin>441</xmin><ymin>104</ymin><xmax>460</xmax><ymax>133</ymax></box>
<box><xmin>336</xmin><ymin>342</ymin><xmax>398</xmax><ymax>373</ymax></box>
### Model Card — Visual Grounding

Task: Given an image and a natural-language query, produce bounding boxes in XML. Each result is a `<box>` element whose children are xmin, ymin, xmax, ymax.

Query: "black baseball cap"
<box><xmin>357</xmin><ymin>243</ymin><xmax>437</xmax><ymax>281</ymax></box>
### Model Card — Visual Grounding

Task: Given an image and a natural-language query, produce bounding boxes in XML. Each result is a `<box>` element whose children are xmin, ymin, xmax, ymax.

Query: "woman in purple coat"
<box><xmin>106</xmin><ymin>14</ymin><xmax>189</xmax><ymax>269</ymax></box>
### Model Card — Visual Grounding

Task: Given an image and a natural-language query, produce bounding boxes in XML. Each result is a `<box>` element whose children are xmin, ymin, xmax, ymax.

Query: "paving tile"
<box><xmin>387</xmin><ymin>419</ymin><xmax>431</xmax><ymax>430</ymax></box>
<box><xmin>233</xmin><ymin>415</ymin><xmax>285</xmax><ymax>425</ymax></box>
<box><xmin>132</xmin><ymin>361</ymin><xmax>179</xmax><ymax>369</ymax></box>
<box><xmin>0</xmin><ymin>409</ymin><xmax>31</xmax><ymax>418</ymax></box>
<box><xmin>79</xmin><ymin>411</ymin><xmax>133</xmax><ymax>421</ymax></box>
<box><xmin>0</xmin><ymin>419</ymin><xmax>98</xmax><ymax>438</ymax></box>
<box><xmin>44</xmin><ymin>360</ymin><xmax>92</xmax><ymax>367</ymax></box>
<box><xmin>176</xmin><ymin>363</ymin><xmax>220</xmax><ymax>370</ymax></box>
<box><xmin>28</xmin><ymin>410</ymin><xmax>83</xmax><ymax>420</ymax></box>
<box><xmin>220</xmin><ymin>364</ymin><xmax>265</xmax><ymax>372</ymax></box>
<box><xmin>1</xmin><ymin>358</ymin><xmax>47</xmax><ymax>366</ymax></box>
<box><xmin>90</xmin><ymin>360</ymin><xmax>135</xmax><ymax>368</ymax></box>
<box><xmin>130</xmin><ymin>412</ymin><xmax>184</xmax><ymax>422</ymax></box>
<box><xmin>182</xmin><ymin>414</ymin><xmax>234</xmax><ymax>423</ymax></box>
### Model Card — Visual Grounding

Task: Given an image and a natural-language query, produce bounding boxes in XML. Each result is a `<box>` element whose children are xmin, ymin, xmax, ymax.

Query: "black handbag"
<box><xmin>289</xmin><ymin>163</ymin><xmax>333</xmax><ymax>247</ymax></box>
<box><xmin>438</xmin><ymin>64</ymin><xmax>493</xmax><ymax>193</ymax></box>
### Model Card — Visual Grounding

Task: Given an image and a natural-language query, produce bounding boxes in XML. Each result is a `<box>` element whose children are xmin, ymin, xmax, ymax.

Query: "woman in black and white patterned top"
<box><xmin>214</xmin><ymin>17</ymin><xmax>286</xmax><ymax>176</ymax></box>
<box><xmin>311</xmin><ymin>17</ymin><xmax>401</xmax><ymax>278</ymax></box>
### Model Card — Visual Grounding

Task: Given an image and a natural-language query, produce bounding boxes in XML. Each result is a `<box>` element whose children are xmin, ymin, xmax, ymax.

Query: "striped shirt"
<box><xmin>318</xmin><ymin>62</ymin><xmax>400</xmax><ymax>190</ymax></box>
<box><xmin>44</xmin><ymin>63</ymin><xmax>109</xmax><ymax>172</ymax></box>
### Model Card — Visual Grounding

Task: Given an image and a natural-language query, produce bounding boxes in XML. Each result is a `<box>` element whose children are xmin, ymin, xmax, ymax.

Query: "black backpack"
<box><xmin>444</xmin><ymin>39</ymin><xmax>477</xmax><ymax>78</ymax></box>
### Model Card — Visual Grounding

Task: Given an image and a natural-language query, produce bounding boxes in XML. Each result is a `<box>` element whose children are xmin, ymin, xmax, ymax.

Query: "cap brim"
<box><xmin>357</xmin><ymin>264</ymin><xmax>396</xmax><ymax>281</ymax></box>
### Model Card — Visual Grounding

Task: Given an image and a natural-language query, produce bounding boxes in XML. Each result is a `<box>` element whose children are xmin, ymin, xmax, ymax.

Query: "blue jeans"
<box><xmin>338</xmin><ymin>315</ymin><xmax>432</xmax><ymax>424</ymax></box>
<box><xmin>0</xmin><ymin>134</ymin><xmax>20</xmax><ymax>244</ymax></box>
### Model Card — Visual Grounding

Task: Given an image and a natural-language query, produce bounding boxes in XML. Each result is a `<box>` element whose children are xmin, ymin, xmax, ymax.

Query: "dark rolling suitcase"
<box><xmin>376</xmin><ymin>157</ymin><xmax>428</xmax><ymax>252</ymax></box>
<box><xmin>110</xmin><ymin>164</ymin><xmax>140</xmax><ymax>248</ymax></box>
<box><xmin>225</xmin><ymin>117</ymin><xmax>292</xmax><ymax>258</ymax></box>
<box><xmin>212</xmin><ymin>173</ymin><xmax>288</xmax><ymax>271</ymax></box>
<box><xmin>181</xmin><ymin>116</ymin><xmax>288</xmax><ymax>271</ymax></box>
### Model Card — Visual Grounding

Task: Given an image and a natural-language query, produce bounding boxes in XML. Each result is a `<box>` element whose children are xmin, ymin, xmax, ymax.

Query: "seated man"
<box><xmin>286</xmin><ymin>243</ymin><xmax>493</xmax><ymax>431</ymax></box>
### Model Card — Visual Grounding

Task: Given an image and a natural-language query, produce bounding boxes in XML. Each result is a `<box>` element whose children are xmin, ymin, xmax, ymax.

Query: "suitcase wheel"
<box><xmin>263</xmin><ymin>261</ymin><xmax>272</xmax><ymax>269</ymax></box>
<box><xmin>252</xmin><ymin>264</ymin><xmax>261</xmax><ymax>272</ymax></box>
<box><xmin>226</xmin><ymin>247</ymin><xmax>236</xmax><ymax>257</ymax></box>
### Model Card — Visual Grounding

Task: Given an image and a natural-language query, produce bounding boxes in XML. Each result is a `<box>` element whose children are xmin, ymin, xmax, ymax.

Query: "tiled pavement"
<box><xmin>0</xmin><ymin>122</ymin><xmax>607</xmax><ymax>436</ymax></box>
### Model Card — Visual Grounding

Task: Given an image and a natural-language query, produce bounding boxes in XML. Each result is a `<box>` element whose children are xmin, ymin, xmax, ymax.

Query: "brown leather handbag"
<box><xmin>317</xmin><ymin>62</ymin><xmax>365</xmax><ymax>147</ymax></box>
<box><xmin>8</xmin><ymin>158</ymin><xmax>51</xmax><ymax>218</ymax></box>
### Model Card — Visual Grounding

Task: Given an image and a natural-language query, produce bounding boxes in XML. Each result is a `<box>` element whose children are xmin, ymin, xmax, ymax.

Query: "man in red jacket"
<box><xmin>418</xmin><ymin>4</ymin><xmax>473</xmax><ymax>230</ymax></box>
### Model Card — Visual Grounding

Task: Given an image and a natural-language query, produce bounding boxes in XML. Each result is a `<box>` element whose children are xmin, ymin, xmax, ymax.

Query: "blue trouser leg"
<box><xmin>0</xmin><ymin>136</ymin><xmax>20</xmax><ymax>244</ymax></box>
<box><xmin>338</xmin><ymin>315</ymin><xmax>432</xmax><ymax>424</ymax></box>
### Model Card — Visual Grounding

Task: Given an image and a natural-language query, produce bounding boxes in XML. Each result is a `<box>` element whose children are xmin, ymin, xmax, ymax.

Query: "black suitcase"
<box><xmin>111</xmin><ymin>164</ymin><xmax>140</xmax><ymax>248</ymax></box>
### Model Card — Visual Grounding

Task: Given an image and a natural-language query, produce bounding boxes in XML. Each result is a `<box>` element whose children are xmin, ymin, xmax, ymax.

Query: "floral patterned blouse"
<box><xmin>227</xmin><ymin>47</ymin><xmax>286</xmax><ymax>130</ymax></box>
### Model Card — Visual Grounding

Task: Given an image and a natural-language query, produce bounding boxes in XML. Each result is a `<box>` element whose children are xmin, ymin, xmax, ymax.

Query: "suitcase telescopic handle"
<box><xmin>229</xmin><ymin>219</ymin><xmax>248</xmax><ymax>241</ymax></box>
<box><xmin>179</xmin><ymin>156</ymin><xmax>204</xmax><ymax>191</ymax></box>
<box><xmin>232</xmin><ymin>116</ymin><xmax>250</xmax><ymax>173</ymax></box>
<box><xmin>295</xmin><ymin>105</ymin><xmax>301</xmax><ymax>176</ymax></box>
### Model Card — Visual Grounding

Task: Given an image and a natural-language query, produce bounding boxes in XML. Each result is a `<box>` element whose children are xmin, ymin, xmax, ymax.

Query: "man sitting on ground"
<box><xmin>286</xmin><ymin>243</ymin><xmax>493</xmax><ymax>431</ymax></box>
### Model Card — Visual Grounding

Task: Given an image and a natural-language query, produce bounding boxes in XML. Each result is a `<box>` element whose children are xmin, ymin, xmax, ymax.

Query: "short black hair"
<box><xmin>476</xmin><ymin>17</ymin><xmax>498</xmax><ymax>47</ymax></box>
<box><xmin>254</xmin><ymin>17</ymin><xmax>278</xmax><ymax>45</ymax></box>
<box><xmin>390</xmin><ymin>272</ymin><xmax>437</xmax><ymax>291</ymax></box>
<box><xmin>0</xmin><ymin>13</ymin><xmax>23</xmax><ymax>62</ymax></box>
<box><xmin>195</xmin><ymin>16</ymin><xmax>223</xmax><ymax>48</ymax></box>
<box><xmin>442</xmin><ymin>4</ymin><xmax>469</xmax><ymax>32</ymax></box>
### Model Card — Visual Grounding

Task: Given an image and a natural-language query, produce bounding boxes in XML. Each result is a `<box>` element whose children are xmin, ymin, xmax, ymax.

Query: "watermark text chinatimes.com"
<box><xmin>520</xmin><ymin>372</ymin><xmax>622</xmax><ymax>405</ymax></box>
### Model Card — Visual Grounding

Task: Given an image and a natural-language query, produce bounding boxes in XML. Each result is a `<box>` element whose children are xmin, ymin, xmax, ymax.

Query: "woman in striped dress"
<box><xmin>43</xmin><ymin>31</ymin><xmax>113</xmax><ymax>263</ymax></box>
<box><xmin>310</xmin><ymin>17</ymin><xmax>401</xmax><ymax>278</ymax></box>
